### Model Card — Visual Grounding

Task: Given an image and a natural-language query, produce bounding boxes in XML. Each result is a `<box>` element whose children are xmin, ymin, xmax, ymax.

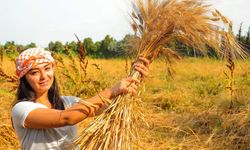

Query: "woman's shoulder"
<box><xmin>12</xmin><ymin>101</ymin><xmax>48</xmax><ymax>127</ymax></box>
<box><xmin>12</xmin><ymin>101</ymin><xmax>47</xmax><ymax>110</ymax></box>
<box><xmin>12</xmin><ymin>101</ymin><xmax>48</xmax><ymax>115</ymax></box>
<box><xmin>61</xmin><ymin>96</ymin><xmax>80</xmax><ymax>109</ymax></box>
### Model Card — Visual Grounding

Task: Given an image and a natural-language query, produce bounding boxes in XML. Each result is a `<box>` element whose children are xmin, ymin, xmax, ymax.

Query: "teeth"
<box><xmin>40</xmin><ymin>81</ymin><xmax>48</xmax><ymax>85</ymax></box>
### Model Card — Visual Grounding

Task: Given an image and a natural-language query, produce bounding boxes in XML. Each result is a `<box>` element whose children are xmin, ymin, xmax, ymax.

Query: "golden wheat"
<box><xmin>74</xmin><ymin>0</ymin><xmax>246</xmax><ymax>149</ymax></box>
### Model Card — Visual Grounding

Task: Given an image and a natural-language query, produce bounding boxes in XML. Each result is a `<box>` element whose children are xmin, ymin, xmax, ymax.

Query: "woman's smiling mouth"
<box><xmin>39</xmin><ymin>80</ymin><xmax>49</xmax><ymax>86</ymax></box>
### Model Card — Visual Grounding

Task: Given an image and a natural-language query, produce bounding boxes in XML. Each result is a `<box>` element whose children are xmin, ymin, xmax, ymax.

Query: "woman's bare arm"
<box><xmin>24</xmin><ymin>89</ymin><xmax>113</xmax><ymax>129</ymax></box>
<box><xmin>24</xmin><ymin>57</ymin><xmax>149</xmax><ymax>129</ymax></box>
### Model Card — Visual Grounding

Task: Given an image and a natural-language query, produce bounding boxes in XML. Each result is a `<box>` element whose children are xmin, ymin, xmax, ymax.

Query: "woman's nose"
<box><xmin>40</xmin><ymin>70</ymin><xmax>47</xmax><ymax>80</ymax></box>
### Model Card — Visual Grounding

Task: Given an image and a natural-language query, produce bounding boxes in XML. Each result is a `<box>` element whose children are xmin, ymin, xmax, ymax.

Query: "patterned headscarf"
<box><xmin>16</xmin><ymin>47</ymin><xmax>55</xmax><ymax>79</ymax></box>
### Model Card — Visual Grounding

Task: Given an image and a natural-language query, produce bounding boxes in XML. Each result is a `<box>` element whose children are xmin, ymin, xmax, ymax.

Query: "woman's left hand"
<box><xmin>133</xmin><ymin>56</ymin><xmax>150</xmax><ymax>81</ymax></box>
<box><xmin>107</xmin><ymin>57</ymin><xmax>150</xmax><ymax>98</ymax></box>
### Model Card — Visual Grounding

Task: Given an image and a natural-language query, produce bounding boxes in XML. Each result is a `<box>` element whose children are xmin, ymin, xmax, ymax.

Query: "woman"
<box><xmin>12</xmin><ymin>47</ymin><xmax>150</xmax><ymax>150</ymax></box>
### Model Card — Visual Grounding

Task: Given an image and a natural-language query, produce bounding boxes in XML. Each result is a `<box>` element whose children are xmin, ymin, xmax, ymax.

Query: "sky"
<box><xmin>0</xmin><ymin>0</ymin><xmax>249</xmax><ymax>47</ymax></box>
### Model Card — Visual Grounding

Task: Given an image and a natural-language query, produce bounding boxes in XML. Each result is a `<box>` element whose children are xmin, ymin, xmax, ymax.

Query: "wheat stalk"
<box><xmin>74</xmin><ymin>0</ymin><xmax>246</xmax><ymax>149</ymax></box>
<box><xmin>222</xmin><ymin>25</ymin><xmax>236</xmax><ymax>109</ymax></box>
<box><xmin>225</xmin><ymin>50</ymin><xmax>235</xmax><ymax>109</ymax></box>
<box><xmin>74</xmin><ymin>33</ymin><xmax>88</xmax><ymax>79</ymax></box>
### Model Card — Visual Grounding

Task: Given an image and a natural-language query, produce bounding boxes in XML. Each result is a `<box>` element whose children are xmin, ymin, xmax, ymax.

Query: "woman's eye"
<box><xmin>31</xmin><ymin>71</ymin><xmax>38</xmax><ymax>75</ymax></box>
<box><xmin>45</xmin><ymin>67</ymin><xmax>51</xmax><ymax>71</ymax></box>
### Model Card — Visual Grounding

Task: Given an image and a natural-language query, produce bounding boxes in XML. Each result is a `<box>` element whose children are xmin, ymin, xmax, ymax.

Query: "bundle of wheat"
<box><xmin>74</xmin><ymin>0</ymin><xmax>246</xmax><ymax>149</ymax></box>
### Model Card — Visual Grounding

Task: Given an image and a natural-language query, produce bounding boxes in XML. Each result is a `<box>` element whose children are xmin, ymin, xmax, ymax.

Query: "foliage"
<box><xmin>1</xmin><ymin>29</ymin><xmax>250</xmax><ymax>58</ymax></box>
<box><xmin>65</xmin><ymin>41</ymin><xmax>78</xmax><ymax>54</ymax></box>
<box><xmin>246</xmin><ymin>27</ymin><xmax>250</xmax><ymax>47</ymax></box>
<box><xmin>83</xmin><ymin>37</ymin><xmax>97</xmax><ymax>55</ymax></box>
<box><xmin>98</xmin><ymin>35</ymin><xmax>118</xmax><ymax>57</ymax></box>
<box><xmin>3</xmin><ymin>41</ymin><xmax>19</xmax><ymax>57</ymax></box>
<box><xmin>25</xmin><ymin>42</ymin><xmax>37</xmax><ymax>49</ymax></box>
<box><xmin>237</xmin><ymin>22</ymin><xmax>244</xmax><ymax>42</ymax></box>
<box><xmin>48</xmin><ymin>41</ymin><xmax>65</xmax><ymax>53</ymax></box>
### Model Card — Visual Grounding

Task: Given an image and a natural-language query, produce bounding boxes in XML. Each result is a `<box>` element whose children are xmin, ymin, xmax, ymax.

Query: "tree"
<box><xmin>246</xmin><ymin>26</ymin><xmax>250</xmax><ymax>45</ymax></box>
<box><xmin>16</xmin><ymin>44</ymin><xmax>25</xmax><ymax>53</ymax></box>
<box><xmin>94</xmin><ymin>41</ymin><xmax>102</xmax><ymax>57</ymax></box>
<box><xmin>83</xmin><ymin>37</ymin><xmax>97</xmax><ymax>55</ymax></box>
<box><xmin>65</xmin><ymin>41</ymin><xmax>78</xmax><ymax>54</ymax></box>
<box><xmin>100</xmin><ymin>35</ymin><xmax>117</xmax><ymax>57</ymax></box>
<box><xmin>48</xmin><ymin>41</ymin><xmax>55</xmax><ymax>51</ymax></box>
<box><xmin>237</xmin><ymin>22</ymin><xmax>243</xmax><ymax>42</ymax></box>
<box><xmin>116</xmin><ymin>34</ymin><xmax>139</xmax><ymax>57</ymax></box>
<box><xmin>100</xmin><ymin>35</ymin><xmax>112</xmax><ymax>51</ymax></box>
<box><xmin>48</xmin><ymin>41</ymin><xmax>65</xmax><ymax>53</ymax></box>
<box><xmin>25</xmin><ymin>42</ymin><xmax>37</xmax><ymax>49</ymax></box>
<box><xmin>4</xmin><ymin>41</ymin><xmax>18</xmax><ymax>56</ymax></box>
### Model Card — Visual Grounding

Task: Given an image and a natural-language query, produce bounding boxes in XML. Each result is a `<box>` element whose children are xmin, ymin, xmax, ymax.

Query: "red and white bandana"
<box><xmin>16</xmin><ymin>47</ymin><xmax>55</xmax><ymax>79</ymax></box>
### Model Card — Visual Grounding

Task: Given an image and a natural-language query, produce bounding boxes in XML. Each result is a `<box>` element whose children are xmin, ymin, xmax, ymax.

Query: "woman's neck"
<box><xmin>36</xmin><ymin>91</ymin><xmax>51</xmax><ymax>108</ymax></box>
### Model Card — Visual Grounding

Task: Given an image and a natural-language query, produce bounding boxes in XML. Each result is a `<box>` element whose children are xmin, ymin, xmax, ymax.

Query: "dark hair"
<box><xmin>15</xmin><ymin>76</ymin><xmax>65</xmax><ymax>110</ymax></box>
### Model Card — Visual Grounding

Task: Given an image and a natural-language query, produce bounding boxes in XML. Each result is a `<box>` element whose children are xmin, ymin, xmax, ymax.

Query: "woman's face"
<box><xmin>25</xmin><ymin>63</ymin><xmax>54</xmax><ymax>96</ymax></box>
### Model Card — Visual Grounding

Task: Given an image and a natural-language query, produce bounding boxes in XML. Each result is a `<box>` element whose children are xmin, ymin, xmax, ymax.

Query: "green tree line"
<box><xmin>1</xmin><ymin>25</ymin><xmax>250</xmax><ymax>58</ymax></box>
<box><xmin>0</xmin><ymin>34</ymin><xmax>138</xmax><ymax>58</ymax></box>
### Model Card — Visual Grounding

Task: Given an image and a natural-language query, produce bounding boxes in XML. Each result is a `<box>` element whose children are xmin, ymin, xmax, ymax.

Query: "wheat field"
<box><xmin>1</xmin><ymin>56</ymin><xmax>250</xmax><ymax>150</ymax></box>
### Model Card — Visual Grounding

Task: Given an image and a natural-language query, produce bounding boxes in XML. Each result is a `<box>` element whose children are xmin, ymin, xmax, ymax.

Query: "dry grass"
<box><xmin>0</xmin><ymin>124</ymin><xmax>19</xmax><ymax>150</ymax></box>
<box><xmin>137</xmin><ymin>58</ymin><xmax>250</xmax><ymax>150</ymax></box>
<box><xmin>0</xmin><ymin>57</ymin><xmax>250</xmax><ymax>149</ymax></box>
<box><xmin>75</xmin><ymin>0</ymin><xmax>246</xmax><ymax>149</ymax></box>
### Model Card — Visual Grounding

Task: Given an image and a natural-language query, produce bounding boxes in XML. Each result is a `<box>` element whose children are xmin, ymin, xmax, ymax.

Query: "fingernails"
<box><xmin>135</xmin><ymin>79</ymin><xmax>140</xmax><ymax>83</ymax></box>
<box><xmin>127</xmin><ymin>87</ymin><xmax>130</xmax><ymax>92</ymax></box>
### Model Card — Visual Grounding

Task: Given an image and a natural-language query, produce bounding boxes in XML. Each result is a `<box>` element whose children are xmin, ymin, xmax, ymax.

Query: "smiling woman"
<box><xmin>24</xmin><ymin>63</ymin><xmax>55</xmax><ymax>108</ymax></box>
<box><xmin>11</xmin><ymin>47</ymin><xmax>150</xmax><ymax>149</ymax></box>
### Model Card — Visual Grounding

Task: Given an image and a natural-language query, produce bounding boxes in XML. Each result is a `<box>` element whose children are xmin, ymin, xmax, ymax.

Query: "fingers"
<box><xmin>123</xmin><ymin>77</ymin><xmax>140</xmax><ymax>96</ymax></box>
<box><xmin>111</xmin><ymin>56</ymin><xmax>150</xmax><ymax>97</ymax></box>
<box><xmin>132</xmin><ymin>56</ymin><xmax>150</xmax><ymax>68</ymax></box>
<box><xmin>134</xmin><ymin>63</ymin><xmax>149</xmax><ymax>78</ymax></box>
<box><xmin>133</xmin><ymin>57</ymin><xmax>150</xmax><ymax>80</ymax></box>
<box><xmin>138</xmin><ymin>56</ymin><xmax>150</xmax><ymax>67</ymax></box>
<box><xmin>126</xmin><ymin>83</ymin><xmax>138</xmax><ymax>96</ymax></box>
<box><xmin>126</xmin><ymin>77</ymin><xmax>140</xmax><ymax>84</ymax></box>
<box><xmin>110</xmin><ymin>77</ymin><xmax>141</xmax><ymax>98</ymax></box>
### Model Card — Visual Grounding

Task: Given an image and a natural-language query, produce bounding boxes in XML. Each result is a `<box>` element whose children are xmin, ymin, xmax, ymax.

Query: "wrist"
<box><xmin>99</xmin><ymin>88</ymin><xmax>113</xmax><ymax>99</ymax></box>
